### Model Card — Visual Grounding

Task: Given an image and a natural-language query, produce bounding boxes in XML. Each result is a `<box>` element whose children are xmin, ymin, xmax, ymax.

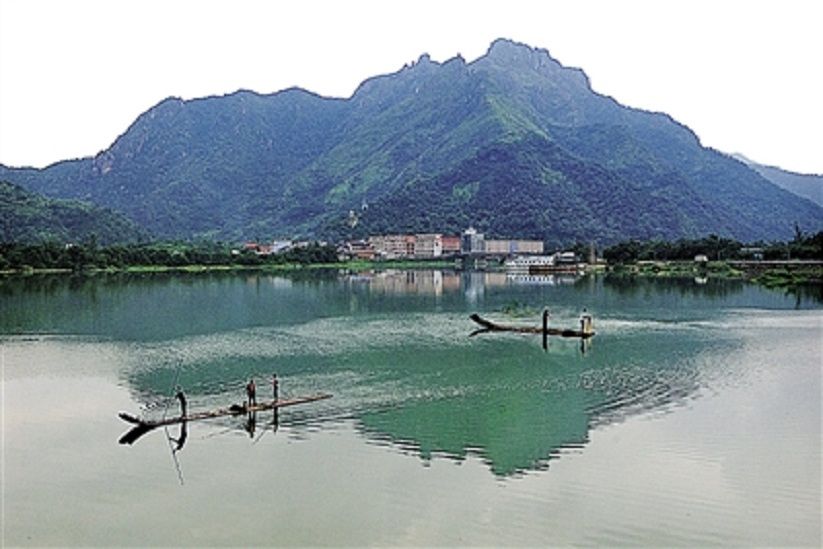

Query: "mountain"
<box><xmin>0</xmin><ymin>181</ymin><xmax>146</xmax><ymax>244</ymax></box>
<box><xmin>731</xmin><ymin>154</ymin><xmax>823</xmax><ymax>208</ymax></box>
<box><xmin>2</xmin><ymin>38</ymin><xmax>821</xmax><ymax>245</ymax></box>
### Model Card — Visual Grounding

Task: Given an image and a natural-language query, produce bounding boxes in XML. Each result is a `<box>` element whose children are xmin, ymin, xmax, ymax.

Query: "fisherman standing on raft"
<box><xmin>246</xmin><ymin>378</ymin><xmax>257</xmax><ymax>409</ymax></box>
<box><xmin>175</xmin><ymin>386</ymin><xmax>187</xmax><ymax>417</ymax></box>
<box><xmin>579</xmin><ymin>308</ymin><xmax>594</xmax><ymax>335</ymax></box>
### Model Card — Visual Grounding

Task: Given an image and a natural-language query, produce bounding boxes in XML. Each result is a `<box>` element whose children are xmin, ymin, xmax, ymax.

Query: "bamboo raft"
<box><xmin>469</xmin><ymin>313</ymin><xmax>594</xmax><ymax>339</ymax></box>
<box><xmin>118</xmin><ymin>394</ymin><xmax>332</xmax><ymax>444</ymax></box>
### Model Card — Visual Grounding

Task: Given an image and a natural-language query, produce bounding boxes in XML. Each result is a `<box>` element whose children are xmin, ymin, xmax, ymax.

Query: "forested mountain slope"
<box><xmin>2</xmin><ymin>39</ymin><xmax>820</xmax><ymax>244</ymax></box>
<box><xmin>0</xmin><ymin>181</ymin><xmax>146</xmax><ymax>244</ymax></box>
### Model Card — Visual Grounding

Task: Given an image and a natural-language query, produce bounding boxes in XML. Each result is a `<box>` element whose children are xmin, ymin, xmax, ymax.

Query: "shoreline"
<box><xmin>1</xmin><ymin>259</ymin><xmax>820</xmax><ymax>291</ymax></box>
<box><xmin>0</xmin><ymin>259</ymin><xmax>457</xmax><ymax>277</ymax></box>
<box><xmin>605</xmin><ymin>259</ymin><xmax>823</xmax><ymax>289</ymax></box>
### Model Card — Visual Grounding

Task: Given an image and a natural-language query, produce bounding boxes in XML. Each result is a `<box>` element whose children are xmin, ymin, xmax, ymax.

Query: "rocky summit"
<box><xmin>2</xmin><ymin>38</ymin><xmax>821</xmax><ymax>245</ymax></box>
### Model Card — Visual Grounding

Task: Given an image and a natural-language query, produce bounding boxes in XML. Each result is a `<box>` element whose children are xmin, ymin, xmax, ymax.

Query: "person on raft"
<box><xmin>175</xmin><ymin>387</ymin><xmax>187</xmax><ymax>417</ymax></box>
<box><xmin>246</xmin><ymin>378</ymin><xmax>257</xmax><ymax>409</ymax></box>
<box><xmin>272</xmin><ymin>373</ymin><xmax>279</xmax><ymax>401</ymax></box>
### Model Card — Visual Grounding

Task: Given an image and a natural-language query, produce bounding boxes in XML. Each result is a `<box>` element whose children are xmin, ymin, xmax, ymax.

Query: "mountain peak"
<box><xmin>488</xmin><ymin>38</ymin><xmax>527</xmax><ymax>51</ymax></box>
<box><xmin>473</xmin><ymin>37</ymin><xmax>593</xmax><ymax>104</ymax></box>
<box><xmin>486</xmin><ymin>37</ymin><xmax>562</xmax><ymax>63</ymax></box>
<box><xmin>2</xmin><ymin>37</ymin><xmax>821</xmax><ymax>243</ymax></box>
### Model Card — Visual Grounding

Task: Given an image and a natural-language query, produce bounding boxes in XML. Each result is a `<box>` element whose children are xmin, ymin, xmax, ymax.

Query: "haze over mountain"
<box><xmin>731</xmin><ymin>153</ymin><xmax>823</xmax><ymax>208</ymax></box>
<box><xmin>2</xmin><ymin>38</ymin><xmax>820</xmax><ymax>245</ymax></box>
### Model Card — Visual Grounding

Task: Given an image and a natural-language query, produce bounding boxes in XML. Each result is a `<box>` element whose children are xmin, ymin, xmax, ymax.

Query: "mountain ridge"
<box><xmin>731</xmin><ymin>153</ymin><xmax>823</xmax><ymax>207</ymax></box>
<box><xmin>1</xmin><ymin>38</ymin><xmax>820</xmax><ymax>245</ymax></box>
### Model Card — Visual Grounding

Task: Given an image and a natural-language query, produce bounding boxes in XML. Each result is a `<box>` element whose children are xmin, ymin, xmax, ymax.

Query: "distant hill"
<box><xmin>1</xmin><ymin>38</ymin><xmax>821</xmax><ymax>245</ymax></box>
<box><xmin>0</xmin><ymin>181</ymin><xmax>146</xmax><ymax>244</ymax></box>
<box><xmin>731</xmin><ymin>154</ymin><xmax>823</xmax><ymax>208</ymax></box>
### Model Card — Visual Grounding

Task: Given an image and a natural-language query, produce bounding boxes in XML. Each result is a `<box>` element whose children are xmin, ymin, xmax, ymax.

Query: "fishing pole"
<box><xmin>161</xmin><ymin>359</ymin><xmax>185</xmax><ymax>485</ymax></box>
<box><xmin>161</xmin><ymin>361</ymin><xmax>183</xmax><ymax>422</ymax></box>
<box><xmin>163</xmin><ymin>424</ymin><xmax>185</xmax><ymax>485</ymax></box>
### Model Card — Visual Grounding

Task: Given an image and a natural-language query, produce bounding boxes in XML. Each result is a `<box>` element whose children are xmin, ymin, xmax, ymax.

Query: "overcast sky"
<box><xmin>1</xmin><ymin>0</ymin><xmax>821</xmax><ymax>173</ymax></box>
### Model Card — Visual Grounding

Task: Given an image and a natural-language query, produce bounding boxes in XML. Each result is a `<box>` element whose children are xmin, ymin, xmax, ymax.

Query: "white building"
<box><xmin>461</xmin><ymin>227</ymin><xmax>485</xmax><ymax>254</ymax></box>
<box><xmin>415</xmin><ymin>234</ymin><xmax>443</xmax><ymax>258</ymax></box>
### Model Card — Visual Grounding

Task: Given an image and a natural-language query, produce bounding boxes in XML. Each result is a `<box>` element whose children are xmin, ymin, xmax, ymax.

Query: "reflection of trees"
<box><xmin>603</xmin><ymin>274</ymin><xmax>746</xmax><ymax>299</ymax></box>
<box><xmin>784</xmin><ymin>283</ymin><xmax>823</xmax><ymax>306</ymax></box>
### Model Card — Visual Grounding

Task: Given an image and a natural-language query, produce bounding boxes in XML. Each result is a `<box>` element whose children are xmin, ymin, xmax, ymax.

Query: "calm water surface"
<box><xmin>2</xmin><ymin>270</ymin><xmax>821</xmax><ymax>546</ymax></box>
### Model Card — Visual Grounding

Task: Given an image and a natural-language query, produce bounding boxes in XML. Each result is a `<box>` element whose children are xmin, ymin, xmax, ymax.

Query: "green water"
<box><xmin>2</xmin><ymin>270</ymin><xmax>820</xmax><ymax>546</ymax></box>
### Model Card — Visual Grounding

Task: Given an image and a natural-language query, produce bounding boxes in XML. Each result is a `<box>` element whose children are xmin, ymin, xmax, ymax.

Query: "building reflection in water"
<box><xmin>342</xmin><ymin>269</ymin><xmax>582</xmax><ymax>299</ymax></box>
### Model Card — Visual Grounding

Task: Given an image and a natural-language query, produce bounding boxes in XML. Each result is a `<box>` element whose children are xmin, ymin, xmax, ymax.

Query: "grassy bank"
<box><xmin>606</xmin><ymin>260</ymin><xmax>823</xmax><ymax>289</ymax></box>
<box><xmin>0</xmin><ymin>258</ymin><xmax>457</xmax><ymax>277</ymax></box>
<box><xmin>608</xmin><ymin>260</ymin><xmax>742</xmax><ymax>277</ymax></box>
<box><xmin>748</xmin><ymin>266</ymin><xmax>823</xmax><ymax>288</ymax></box>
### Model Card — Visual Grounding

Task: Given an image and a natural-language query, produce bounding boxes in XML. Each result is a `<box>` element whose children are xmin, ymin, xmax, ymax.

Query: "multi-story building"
<box><xmin>369</xmin><ymin>234</ymin><xmax>416</xmax><ymax>259</ymax></box>
<box><xmin>441</xmin><ymin>235</ymin><xmax>461</xmax><ymax>256</ymax></box>
<box><xmin>339</xmin><ymin>240</ymin><xmax>376</xmax><ymax>261</ymax></box>
<box><xmin>404</xmin><ymin>235</ymin><xmax>416</xmax><ymax>257</ymax></box>
<box><xmin>415</xmin><ymin>233</ymin><xmax>443</xmax><ymax>258</ymax></box>
<box><xmin>481</xmin><ymin>239</ymin><xmax>544</xmax><ymax>256</ymax></box>
<box><xmin>366</xmin><ymin>230</ymin><xmax>542</xmax><ymax>259</ymax></box>
<box><xmin>514</xmin><ymin>240</ymin><xmax>544</xmax><ymax>254</ymax></box>
<box><xmin>461</xmin><ymin>227</ymin><xmax>485</xmax><ymax>254</ymax></box>
<box><xmin>484</xmin><ymin>239</ymin><xmax>511</xmax><ymax>255</ymax></box>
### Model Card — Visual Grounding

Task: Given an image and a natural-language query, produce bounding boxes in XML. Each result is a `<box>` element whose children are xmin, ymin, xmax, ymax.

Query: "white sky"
<box><xmin>0</xmin><ymin>0</ymin><xmax>821</xmax><ymax>173</ymax></box>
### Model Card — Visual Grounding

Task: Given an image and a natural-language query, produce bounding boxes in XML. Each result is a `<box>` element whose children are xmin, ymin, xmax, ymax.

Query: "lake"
<box><xmin>2</xmin><ymin>270</ymin><xmax>820</xmax><ymax>546</ymax></box>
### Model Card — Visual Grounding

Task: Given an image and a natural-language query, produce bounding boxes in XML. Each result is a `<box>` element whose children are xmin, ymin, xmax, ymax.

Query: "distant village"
<box><xmin>240</xmin><ymin>227</ymin><xmax>584</xmax><ymax>264</ymax></box>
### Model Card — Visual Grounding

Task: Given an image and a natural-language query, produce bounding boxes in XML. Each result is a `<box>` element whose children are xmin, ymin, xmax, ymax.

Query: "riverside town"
<box><xmin>241</xmin><ymin>227</ymin><xmax>587</xmax><ymax>272</ymax></box>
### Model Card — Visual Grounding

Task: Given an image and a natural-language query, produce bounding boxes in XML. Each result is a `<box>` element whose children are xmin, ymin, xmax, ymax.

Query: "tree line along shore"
<box><xmin>1</xmin><ymin>232</ymin><xmax>820</xmax><ymax>287</ymax></box>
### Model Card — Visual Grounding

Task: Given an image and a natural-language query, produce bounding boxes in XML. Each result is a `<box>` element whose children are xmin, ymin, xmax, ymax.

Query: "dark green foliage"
<box><xmin>0</xmin><ymin>181</ymin><xmax>146</xmax><ymax>244</ymax></box>
<box><xmin>339</xmin><ymin>134</ymin><xmax>742</xmax><ymax>247</ymax></box>
<box><xmin>603</xmin><ymin>231</ymin><xmax>823</xmax><ymax>263</ymax></box>
<box><xmin>1</xmin><ymin>39</ymin><xmax>821</xmax><ymax>244</ymax></box>
<box><xmin>763</xmin><ymin>229</ymin><xmax>823</xmax><ymax>260</ymax></box>
<box><xmin>0</xmin><ymin>241</ymin><xmax>339</xmax><ymax>272</ymax></box>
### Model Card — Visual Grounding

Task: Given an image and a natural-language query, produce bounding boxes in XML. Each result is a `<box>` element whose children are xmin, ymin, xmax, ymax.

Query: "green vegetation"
<box><xmin>2</xmin><ymin>40</ymin><xmax>820</xmax><ymax>245</ymax></box>
<box><xmin>0</xmin><ymin>181</ymin><xmax>146</xmax><ymax>244</ymax></box>
<box><xmin>0</xmin><ymin>241</ymin><xmax>459</xmax><ymax>275</ymax></box>
<box><xmin>602</xmin><ymin>231</ymin><xmax>822</xmax><ymax>263</ymax></box>
<box><xmin>601</xmin><ymin>232</ymin><xmax>823</xmax><ymax>296</ymax></box>
<box><xmin>0</xmin><ymin>241</ymin><xmax>339</xmax><ymax>273</ymax></box>
<box><xmin>608</xmin><ymin>260</ymin><xmax>744</xmax><ymax>279</ymax></box>
<box><xmin>750</xmin><ymin>266</ymin><xmax>823</xmax><ymax>289</ymax></box>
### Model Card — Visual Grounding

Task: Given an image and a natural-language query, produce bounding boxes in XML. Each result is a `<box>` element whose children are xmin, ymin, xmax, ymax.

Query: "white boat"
<box><xmin>504</xmin><ymin>255</ymin><xmax>556</xmax><ymax>272</ymax></box>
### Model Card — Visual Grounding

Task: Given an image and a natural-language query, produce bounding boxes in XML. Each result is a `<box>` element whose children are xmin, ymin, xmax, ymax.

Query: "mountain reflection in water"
<box><xmin>354</xmin><ymin>328</ymin><xmax>708</xmax><ymax>476</ymax></box>
<box><xmin>82</xmin><ymin>269</ymin><xmax>770</xmax><ymax>477</ymax></box>
<box><xmin>3</xmin><ymin>268</ymin><xmax>820</xmax><ymax>547</ymax></box>
<box><xmin>3</xmin><ymin>269</ymin><xmax>808</xmax><ymax>477</ymax></box>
